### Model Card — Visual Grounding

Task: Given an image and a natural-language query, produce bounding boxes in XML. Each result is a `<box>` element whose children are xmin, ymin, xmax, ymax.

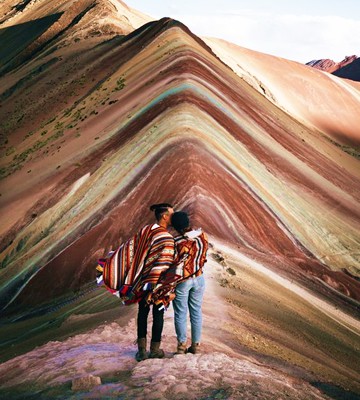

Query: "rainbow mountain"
<box><xmin>0</xmin><ymin>0</ymin><xmax>359</xmax><ymax>397</ymax></box>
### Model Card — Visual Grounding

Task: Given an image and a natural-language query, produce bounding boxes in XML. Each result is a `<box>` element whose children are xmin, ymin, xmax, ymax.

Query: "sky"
<box><xmin>125</xmin><ymin>0</ymin><xmax>360</xmax><ymax>63</ymax></box>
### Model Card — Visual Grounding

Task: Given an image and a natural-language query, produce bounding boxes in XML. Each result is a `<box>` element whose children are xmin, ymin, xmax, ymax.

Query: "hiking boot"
<box><xmin>149</xmin><ymin>341</ymin><xmax>165</xmax><ymax>358</ymax></box>
<box><xmin>187</xmin><ymin>342</ymin><xmax>200</xmax><ymax>354</ymax></box>
<box><xmin>176</xmin><ymin>342</ymin><xmax>187</xmax><ymax>354</ymax></box>
<box><xmin>135</xmin><ymin>338</ymin><xmax>148</xmax><ymax>362</ymax></box>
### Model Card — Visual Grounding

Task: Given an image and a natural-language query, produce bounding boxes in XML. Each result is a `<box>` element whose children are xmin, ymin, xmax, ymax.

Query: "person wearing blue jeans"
<box><xmin>173</xmin><ymin>274</ymin><xmax>205</xmax><ymax>353</ymax></box>
<box><xmin>171</xmin><ymin>211</ymin><xmax>208</xmax><ymax>354</ymax></box>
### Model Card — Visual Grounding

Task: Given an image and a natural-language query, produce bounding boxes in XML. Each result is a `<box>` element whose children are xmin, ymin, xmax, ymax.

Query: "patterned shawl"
<box><xmin>150</xmin><ymin>229</ymin><xmax>208</xmax><ymax>308</ymax></box>
<box><xmin>98</xmin><ymin>224</ymin><xmax>175</xmax><ymax>304</ymax></box>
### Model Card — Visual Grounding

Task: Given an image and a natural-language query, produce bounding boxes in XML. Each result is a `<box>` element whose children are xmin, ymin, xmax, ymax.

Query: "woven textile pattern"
<box><xmin>102</xmin><ymin>224</ymin><xmax>175</xmax><ymax>302</ymax></box>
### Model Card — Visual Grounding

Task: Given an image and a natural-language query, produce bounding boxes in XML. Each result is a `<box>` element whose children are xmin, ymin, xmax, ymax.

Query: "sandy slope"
<box><xmin>204</xmin><ymin>37</ymin><xmax>360</xmax><ymax>147</ymax></box>
<box><xmin>213</xmin><ymin>240</ymin><xmax>360</xmax><ymax>335</ymax></box>
<box><xmin>0</xmin><ymin>244</ymin><xmax>359</xmax><ymax>398</ymax></box>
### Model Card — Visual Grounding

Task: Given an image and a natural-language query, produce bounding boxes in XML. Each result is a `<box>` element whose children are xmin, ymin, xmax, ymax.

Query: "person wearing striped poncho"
<box><xmin>151</xmin><ymin>211</ymin><xmax>208</xmax><ymax>355</ymax></box>
<box><xmin>97</xmin><ymin>203</ymin><xmax>175</xmax><ymax>362</ymax></box>
<box><xmin>134</xmin><ymin>203</ymin><xmax>175</xmax><ymax>361</ymax></box>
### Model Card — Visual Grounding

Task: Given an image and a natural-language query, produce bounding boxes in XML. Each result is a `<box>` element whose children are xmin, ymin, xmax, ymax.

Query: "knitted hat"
<box><xmin>171</xmin><ymin>211</ymin><xmax>190</xmax><ymax>232</ymax></box>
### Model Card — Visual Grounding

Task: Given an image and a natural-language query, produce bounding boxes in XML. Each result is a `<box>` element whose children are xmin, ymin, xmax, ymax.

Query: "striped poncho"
<box><xmin>174</xmin><ymin>228</ymin><xmax>208</xmax><ymax>279</ymax></box>
<box><xmin>97</xmin><ymin>224</ymin><xmax>175</xmax><ymax>304</ymax></box>
<box><xmin>150</xmin><ymin>228</ymin><xmax>208</xmax><ymax>308</ymax></box>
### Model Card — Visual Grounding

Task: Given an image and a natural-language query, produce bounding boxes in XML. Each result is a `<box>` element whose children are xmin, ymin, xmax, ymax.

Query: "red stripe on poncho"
<box><xmin>102</xmin><ymin>224</ymin><xmax>175</xmax><ymax>303</ymax></box>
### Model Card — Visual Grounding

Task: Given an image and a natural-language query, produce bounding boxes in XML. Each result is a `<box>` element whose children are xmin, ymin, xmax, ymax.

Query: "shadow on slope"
<box><xmin>333</xmin><ymin>58</ymin><xmax>360</xmax><ymax>82</ymax></box>
<box><xmin>0</xmin><ymin>13</ymin><xmax>63</xmax><ymax>72</ymax></box>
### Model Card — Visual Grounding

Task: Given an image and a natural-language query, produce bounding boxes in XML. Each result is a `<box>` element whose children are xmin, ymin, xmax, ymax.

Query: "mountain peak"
<box><xmin>1</xmin><ymin>1</ymin><xmax>360</xmax><ymax>397</ymax></box>
<box><xmin>306</xmin><ymin>54</ymin><xmax>358</xmax><ymax>74</ymax></box>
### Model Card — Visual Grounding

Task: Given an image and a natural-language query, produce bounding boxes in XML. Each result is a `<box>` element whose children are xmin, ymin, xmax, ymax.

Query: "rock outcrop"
<box><xmin>306</xmin><ymin>55</ymin><xmax>358</xmax><ymax>74</ymax></box>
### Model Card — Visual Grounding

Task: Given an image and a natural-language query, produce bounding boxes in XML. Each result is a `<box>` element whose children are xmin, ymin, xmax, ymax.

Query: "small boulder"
<box><xmin>226</xmin><ymin>267</ymin><xmax>236</xmax><ymax>276</ymax></box>
<box><xmin>211</xmin><ymin>251</ymin><xmax>227</xmax><ymax>266</ymax></box>
<box><xmin>71</xmin><ymin>375</ymin><xmax>101</xmax><ymax>391</ymax></box>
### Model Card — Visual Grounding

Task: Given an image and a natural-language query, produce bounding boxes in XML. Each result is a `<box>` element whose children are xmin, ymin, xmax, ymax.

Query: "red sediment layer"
<box><xmin>12</xmin><ymin>140</ymin><xmax>360</xmax><ymax>311</ymax></box>
<box><xmin>1</xmin><ymin>16</ymin><xmax>359</xmax><ymax>313</ymax></box>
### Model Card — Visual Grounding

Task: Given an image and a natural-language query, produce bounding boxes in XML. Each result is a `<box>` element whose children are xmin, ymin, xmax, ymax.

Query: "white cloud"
<box><xmin>167</xmin><ymin>12</ymin><xmax>360</xmax><ymax>63</ymax></box>
<box><xmin>125</xmin><ymin>1</ymin><xmax>360</xmax><ymax>62</ymax></box>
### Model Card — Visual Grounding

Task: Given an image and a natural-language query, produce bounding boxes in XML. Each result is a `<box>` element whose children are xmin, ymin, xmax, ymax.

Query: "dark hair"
<box><xmin>171</xmin><ymin>211</ymin><xmax>190</xmax><ymax>234</ymax></box>
<box><xmin>150</xmin><ymin>203</ymin><xmax>173</xmax><ymax>221</ymax></box>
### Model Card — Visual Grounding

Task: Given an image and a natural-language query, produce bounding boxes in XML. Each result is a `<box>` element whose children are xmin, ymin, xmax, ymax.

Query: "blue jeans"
<box><xmin>173</xmin><ymin>274</ymin><xmax>205</xmax><ymax>344</ymax></box>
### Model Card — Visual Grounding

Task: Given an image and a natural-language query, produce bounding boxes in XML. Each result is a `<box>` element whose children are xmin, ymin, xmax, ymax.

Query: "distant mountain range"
<box><xmin>306</xmin><ymin>55</ymin><xmax>360</xmax><ymax>81</ymax></box>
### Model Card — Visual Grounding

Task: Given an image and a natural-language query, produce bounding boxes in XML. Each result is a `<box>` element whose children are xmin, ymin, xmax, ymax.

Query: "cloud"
<box><xmin>168</xmin><ymin>11</ymin><xmax>360</xmax><ymax>62</ymax></box>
